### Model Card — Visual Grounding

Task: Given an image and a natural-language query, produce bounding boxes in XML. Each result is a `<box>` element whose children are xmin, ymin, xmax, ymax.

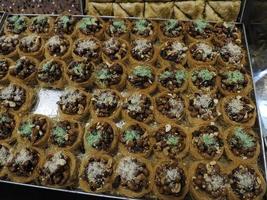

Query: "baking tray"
<box><xmin>0</xmin><ymin>13</ymin><xmax>266</xmax><ymax>200</ymax></box>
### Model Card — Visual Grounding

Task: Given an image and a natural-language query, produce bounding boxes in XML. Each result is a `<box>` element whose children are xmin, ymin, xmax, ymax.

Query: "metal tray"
<box><xmin>0</xmin><ymin>14</ymin><xmax>266</xmax><ymax>200</ymax></box>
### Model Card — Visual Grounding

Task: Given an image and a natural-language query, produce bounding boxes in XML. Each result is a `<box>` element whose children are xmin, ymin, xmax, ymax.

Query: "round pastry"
<box><xmin>228</xmin><ymin>164</ymin><xmax>266</xmax><ymax>200</ymax></box>
<box><xmin>130</xmin><ymin>38</ymin><xmax>158</xmax><ymax>65</ymax></box>
<box><xmin>17</xmin><ymin>34</ymin><xmax>44</xmax><ymax>58</ymax></box>
<box><xmin>7</xmin><ymin>145</ymin><xmax>44</xmax><ymax>183</ymax></box>
<box><xmin>39</xmin><ymin>149</ymin><xmax>77</xmax><ymax>188</ymax></box>
<box><xmin>105</xmin><ymin>18</ymin><xmax>129</xmax><ymax>40</ymax></box>
<box><xmin>186</xmin><ymin>92</ymin><xmax>219</xmax><ymax>125</ymax></box>
<box><xmin>44</xmin><ymin>35</ymin><xmax>72</xmax><ymax>60</ymax></box>
<box><xmin>76</xmin><ymin>16</ymin><xmax>104</xmax><ymax>39</ymax></box>
<box><xmin>37</xmin><ymin>58</ymin><xmax>66</xmax><ymax>89</ymax></box>
<box><xmin>131</xmin><ymin>19</ymin><xmax>158</xmax><ymax>41</ymax></box>
<box><xmin>159</xmin><ymin>40</ymin><xmax>188</xmax><ymax>66</ymax></box>
<box><xmin>102</xmin><ymin>37</ymin><xmax>129</xmax><ymax>63</ymax></box>
<box><xmin>218</xmin><ymin>68</ymin><xmax>252</xmax><ymax>96</ymax></box>
<box><xmin>0</xmin><ymin>142</ymin><xmax>12</xmax><ymax>178</ymax></box>
<box><xmin>159</xmin><ymin>19</ymin><xmax>184</xmax><ymax>42</ymax></box>
<box><xmin>122</xmin><ymin>92</ymin><xmax>154</xmax><ymax>124</ymax></box>
<box><xmin>112</xmin><ymin>156</ymin><xmax>152</xmax><ymax>198</ymax></box>
<box><xmin>93</xmin><ymin>61</ymin><xmax>126</xmax><ymax>91</ymax></box>
<box><xmin>188</xmin><ymin>42</ymin><xmax>218</xmax><ymax>67</ymax></box>
<box><xmin>79</xmin><ymin>154</ymin><xmax>114</xmax><ymax>193</ymax></box>
<box><xmin>213</xmin><ymin>22</ymin><xmax>242</xmax><ymax>47</ymax></box>
<box><xmin>17</xmin><ymin>114</ymin><xmax>51</xmax><ymax>147</ymax></box>
<box><xmin>119</xmin><ymin>122</ymin><xmax>152</xmax><ymax>158</ymax></box>
<box><xmin>90</xmin><ymin>89</ymin><xmax>122</xmax><ymax>120</ymax></box>
<box><xmin>54</xmin><ymin>14</ymin><xmax>77</xmax><ymax>37</ymax></box>
<box><xmin>218</xmin><ymin>42</ymin><xmax>246</xmax><ymax>68</ymax></box>
<box><xmin>4</xmin><ymin>15</ymin><xmax>29</xmax><ymax>35</ymax></box>
<box><xmin>72</xmin><ymin>37</ymin><xmax>102</xmax><ymax>62</ymax></box>
<box><xmin>189</xmin><ymin>66</ymin><xmax>218</xmax><ymax>94</ymax></box>
<box><xmin>0</xmin><ymin>34</ymin><xmax>19</xmax><ymax>58</ymax></box>
<box><xmin>152</xmin><ymin>123</ymin><xmax>189</xmax><ymax>160</ymax></box>
<box><xmin>65</xmin><ymin>59</ymin><xmax>94</xmax><ymax>88</ymax></box>
<box><xmin>157</xmin><ymin>65</ymin><xmax>188</xmax><ymax>93</ymax></box>
<box><xmin>154</xmin><ymin>92</ymin><xmax>186</xmax><ymax>124</ymax></box>
<box><xmin>153</xmin><ymin>159</ymin><xmax>189</xmax><ymax>200</ymax></box>
<box><xmin>28</xmin><ymin>15</ymin><xmax>54</xmax><ymax>38</ymax></box>
<box><xmin>224</xmin><ymin>126</ymin><xmax>260</xmax><ymax>164</ymax></box>
<box><xmin>0</xmin><ymin>81</ymin><xmax>35</xmax><ymax>114</ymax></box>
<box><xmin>190</xmin><ymin>161</ymin><xmax>229</xmax><ymax>200</ymax></box>
<box><xmin>57</xmin><ymin>87</ymin><xmax>90</xmax><ymax>121</ymax></box>
<box><xmin>185</xmin><ymin>20</ymin><xmax>214</xmax><ymax>43</ymax></box>
<box><xmin>220</xmin><ymin>95</ymin><xmax>256</xmax><ymax>127</ymax></box>
<box><xmin>0</xmin><ymin>56</ymin><xmax>14</xmax><ymax>84</ymax></box>
<box><xmin>0</xmin><ymin>112</ymin><xmax>18</xmax><ymax>143</ymax></box>
<box><xmin>190</xmin><ymin>124</ymin><xmax>224</xmax><ymax>160</ymax></box>
<box><xmin>49</xmin><ymin>119</ymin><xmax>83</xmax><ymax>152</ymax></box>
<box><xmin>127</xmin><ymin>64</ymin><xmax>157</xmax><ymax>93</ymax></box>
<box><xmin>83</xmin><ymin>119</ymin><xmax>118</xmax><ymax>154</ymax></box>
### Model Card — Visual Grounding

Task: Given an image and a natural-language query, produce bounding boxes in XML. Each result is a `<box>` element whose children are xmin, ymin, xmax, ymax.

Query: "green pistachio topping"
<box><xmin>192</xmin><ymin>69</ymin><xmax>216</xmax><ymax>81</ymax></box>
<box><xmin>234</xmin><ymin>127</ymin><xmax>255</xmax><ymax>148</ymax></box>
<box><xmin>165</xmin><ymin>19</ymin><xmax>179</xmax><ymax>32</ymax></box>
<box><xmin>19</xmin><ymin>121</ymin><xmax>34</xmax><ymax>137</ymax></box>
<box><xmin>124</xmin><ymin>129</ymin><xmax>140</xmax><ymax>142</ymax></box>
<box><xmin>0</xmin><ymin>115</ymin><xmax>10</xmax><ymax>123</ymax></box>
<box><xmin>224</xmin><ymin>70</ymin><xmax>244</xmax><ymax>84</ymax></box>
<box><xmin>87</xmin><ymin>130</ymin><xmax>102</xmax><ymax>146</ymax></box>
<box><xmin>166</xmin><ymin>135</ymin><xmax>179</xmax><ymax>145</ymax></box>
<box><xmin>175</xmin><ymin>70</ymin><xmax>186</xmax><ymax>84</ymax></box>
<box><xmin>34</xmin><ymin>16</ymin><xmax>48</xmax><ymax>25</ymax></box>
<box><xmin>110</xmin><ymin>20</ymin><xmax>126</xmax><ymax>33</ymax></box>
<box><xmin>194</xmin><ymin>20</ymin><xmax>208</xmax><ymax>33</ymax></box>
<box><xmin>133</xmin><ymin>65</ymin><xmax>152</xmax><ymax>78</ymax></box>
<box><xmin>134</xmin><ymin>19</ymin><xmax>149</xmax><ymax>33</ymax></box>
<box><xmin>159</xmin><ymin>70</ymin><xmax>173</xmax><ymax>80</ymax></box>
<box><xmin>9</xmin><ymin>15</ymin><xmax>27</xmax><ymax>34</ymax></box>
<box><xmin>96</xmin><ymin>68</ymin><xmax>111</xmax><ymax>81</ymax></box>
<box><xmin>79</xmin><ymin>17</ymin><xmax>98</xmax><ymax>30</ymax></box>
<box><xmin>52</xmin><ymin>126</ymin><xmax>67</xmax><ymax>145</ymax></box>
<box><xmin>202</xmin><ymin>134</ymin><xmax>216</xmax><ymax>146</ymax></box>
<box><xmin>73</xmin><ymin>63</ymin><xmax>84</xmax><ymax>76</ymax></box>
<box><xmin>42</xmin><ymin>61</ymin><xmax>56</xmax><ymax>72</ymax></box>
<box><xmin>59</xmin><ymin>16</ymin><xmax>70</xmax><ymax>29</ymax></box>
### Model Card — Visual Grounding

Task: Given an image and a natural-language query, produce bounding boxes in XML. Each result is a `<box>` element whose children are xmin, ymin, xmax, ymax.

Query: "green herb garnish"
<box><xmin>234</xmin><ymin>127</ymin><xmax>255</xmax><ymax>148</ymax></box>
<box><xmin>166</xmin><ymin>135</ymin><xmax>179</xmax><ymax>145</ymax></box>
<box><xmin>224</xmin><ymin>70</ymin><xmax>244</xmax><ymax>84</ymax></box>
<box><xmin>87</xmin><ymin>130</ymin><xmax>102</xmax><ymax>146</ymax></box>
<box><xmin>19</xmin><ymin>121</ymin><xmax>35</xmax><ymax>137</ymax></box>
<box><xmin>124</xmin><ymin>129</ymin><xmax>140</xmax><ymax>142</ymax></box>
<box><xmin>133</xmin><ymin>65</ymin><xmax>152</xmax><ymax>78</ymax></box>
<box><xmin>52</xmin><ymin>126</ymin><xmax>67</xmax><ymax>145</ymax></box>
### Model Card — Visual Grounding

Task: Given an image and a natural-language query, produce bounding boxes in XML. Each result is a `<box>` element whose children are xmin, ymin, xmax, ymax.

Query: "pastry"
<box><xmin>54</xmin><ymin>14</ymin><xmax>77</xmax><ymax>37</ymax></box>
<box><xmin>0</xmin><ymin>56</ymin><xmax>14</xmax><ymax>84</ymax></box>
<box><xmin>113</xmin><ymin>3</ymin><xmax>144</xmax><ymax>18</ymax></box>
<box><xmin>87</xmin><ymin>2</ymin><xmax>113</xmax><ymax>16</ymax></box>
<box><xmin>130</xmin><ymin>19</ymin><xmax>158</xmax><ymax>41</ymax></box>
<box><xmin>4</xmin><ymin>15</ymin><xmax>29</xmax><ymax>35</ymax></box>
<box><xmin>28</xmin><ymin>16</ymin><xmax>54</xmax><ymax>38</ymax></box>
<box><xmin>0</xmin><ymin>142</ymin><xmax>12</xmax><ymax>178</ymax></box>
<box><xmin>0</xmin><ymin>34</ymin><xmax>19</xmax><ymax>58</ymax></box>
<box><xmin>0</xmin><ymin>112</ymin><xmax>18</xmax><ymax>143</ymax></box>
<box><xmin>174</xmin><ymin>1</ymin><xmax>205</xmax><ymax>20</ymax></box>
<box><xmin>159</xmin><ymin>19</ymin><xmax>184</xmax><ymax>42</ymax></box>
<box><xmin>144</xmin><ymin>2</ymin><xmax>173</xmax><ymax>19</ymax></box>
<box><xmin>105</xmin><ymin>18</ymin><xmax>130</xmax><ymax>40</ymax></box>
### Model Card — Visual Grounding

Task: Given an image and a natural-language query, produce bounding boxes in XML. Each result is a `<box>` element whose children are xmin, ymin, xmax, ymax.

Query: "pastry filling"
<box><xmin>131</xmin><ymin>39</ymin><xmax>154</xmax><ymax>62</ymax></box>
<box><xmin>86</xmin><ymin>122</ymin><xmax>114</xmax><ymax>151</ymax></box>
<box><xmin>188</xmin><ymin>93</ymin><xmax>218</xmax><ymax>121</ymax></box>
<box><xmin>0</xmin><ymin>113</ymin><xmax>16</xmax><ymax>140</ymax></box>
<box><xmin>7</xmin><ymin>148</ymin><xmax>39</xmax><ymax>177</ymax></box>
<box><xmin>155</xmin><ymin>162</ymin><xmax>186</xmax><ymax>196</ymax></box>
<box><xmin>192</xmin><ymin>125</ymin><xmax>223</xmax><ymax>158</ymax></box>
<box><xmin>159</xmin><ymin>68</ymin><xmax>187</xmax><ymax>91</ymax></box>
<box><xmin>154</xmin><ymin>124</ymin><xmax>186</xmax><ymax>159</ymax></box>
<box><xmin>55</xmin><ymin>15</ymin><xmax>76</xmax><ymax>35</ymax></box>
<box><xmin>220</xmin><ymin>69</ymin><xmax>247</xmax><ymax>93</ymax></box>
<box><xmin>120</xmin><ymin>124</ymin><xmax>150</xmax><ymax>154</ymax></box>
<box><xmin>40</xmin><ymin>152</ymin><xmax>70</xmax><ymax>185</ymax></box>
<box><xmin>128</xmin><ymin>65</ymin><xmax>154</xmax><ymax>89</ymax></box>
<box><xmin>6</xmin><ymin>15</ymin><xmax>28</xmax><ymax>34</ymax></box>
<box><xmin>83</xmin><ymin>157</ymin><xmax>113</xmax><ymax>191</ymax></box>
<box><xmin>107</xmin><ymin>19</ymin><xmax>127</xmax><ymax>37</ymax></box>
<box><xmin>46</xmin><ymin>35</ymin><xmax>69</xmax><ymax>57</ymax></box>
<box><xmin>19</xmin><ymin>35</ymin><xmax>42</xmax><ymax>53</ymax></box>
<box><xmin>123</xmin><ymin>93</ymin><xmax>153</xmax><ymax>122</ymax></box>
<box><xmin>92</xmin><ymin>89</ymin><xmax>119</xmax><ymax>117</ymax></box>
<box><xmin>67</xmin><ymin>60</ymin><xmax>93</xmax><ymax>83</ymax></box>
<box><xmin>160</xmin><ymin>41</ymin><xmax>188</xmax><ymax>63</ymax></box>
<box><xmin>78</xmin><ymin>17</ymin><xmax>103</xmax><ymax>35</ymax></box>
<box><xmin>73</xmin><ymin>38</ymin><xmax>100</xmax><ymax>59</ymax></box>
<box><xmin>191</xmin><ymin>68</ymin><xmax>217</xmax><ymax>91</ymax></box>
<box><xmin>192</xmin><ymin>162</ymin><xmax>228</xmax><ymax>198</ymax></box>
<box><xmin>190</xmin><ymin>43</ymin><xmax>216</xmax><ymax>62</ymax></box>
<box><xmin>0</xmin><ymin>84</ymin><xmax>26</xmax><ymax>110</ymax></box>
<box><xmin>230</xmin><ymin>165</ymin><xmax>262</xmax><ymax>200</ymax></box>
<box><xmin>38</xmin><ymin>59</ymin><xmax>63</xmax><ymax>83</ymax></box>
<box><xmin>0</xmin><ymin>59</ymin><xmax>11</xmax><ymax>80</ymax></box>
<box><xmin>156</xmin><ymin>93</ymin><xmax>185</xmax><ymax>120</ymax></box>
<box><xmin>95</xmin><ymin>62</ymin><xmax>123</xmax><ymax>87</ymax></box>
<box><xmin>51</xmin><ymin>120</ymin><xmax>79</xmax><ymax>147</ymax></box>
<box><xmin>224</xmin><ymin>96</ymin><xmax>255</xmax><ymax>123</ymax></box>
<box><xmin>10</xmin><ymin>56</ymin><xmax>36</xmax><ymax>80</ymax></box>
<box><xmin>0</xmin><ymin>145</ymin><xmax>10</xmax><ymax>169</ymax></box>
<box><xmin>187</xmin><ymin>20</ymin><xmax>213</xmax><ymax>39</ymax></box>
<box><xmin>0</xmin><ymin>35</ymin><xmax>19</xmax><ymax>55</ymax></box>
<box><xmin>161</xmin><ymin>19</ymin><xmax>183</xmax><ymax>37</ymax></box>
<box><xmin>29</xmin><ymin>16</ymin><xmax>50</xmax><ymax>34</ymax></box>
<box><xmin>18</xmin><ymin>115</ymin><xmax>48</xmax><ymax>144</ymax></box>
<box><xmin>132</xmin><ymin>19</ymin><xmax>154</xmax><ymax>37</ymax></box>
<box><xmin>103</xmin><ymin>38</ymin><xmax>128</xmax><ymax>61</ymax></box>
<box><xmin>214</xmin><ymin>22</ymin><xmax>240</xmax><ymax>44</ymax></box>
<box><xmin>58</xmin><ymin>89</ymin><xmax>87</xmax><ymax>115</ymax></box>
<box><xmin>220</xmin><ymin>42</ymin><xmax>243</xmax><ymax>65</ymax></box>
<box><xmin>228</xmin><ymin>127</ymin><xmax>257</xmax><ymax>159</ymax></box>
<box><xmin>114</xmin><ymin>157</ymin><xmax>149</xmax><ymax>192</ymax></box>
